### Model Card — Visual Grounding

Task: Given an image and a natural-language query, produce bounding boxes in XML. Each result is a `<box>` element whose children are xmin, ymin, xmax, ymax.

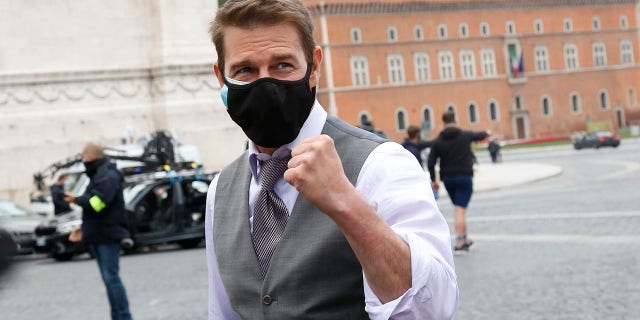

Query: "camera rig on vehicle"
<box><xmin>32</xmin><ymin>131</ymin><xmax>201</xmax><ymax>195</ymax></box>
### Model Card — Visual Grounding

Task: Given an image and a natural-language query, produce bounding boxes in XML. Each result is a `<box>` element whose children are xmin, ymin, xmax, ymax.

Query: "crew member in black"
<box><xmin>427</xmin><ymin>111</ymin><xmax>490</xmax><ymax>253</ymax></box>
<box><xmin>64</xmin><ymin>142</ymin><xmax>133</xmax><ymax>320</ymax></box>
<box><xmin>51</xmin><ymin>175</ymin><xmax>72</xmax><ymax>215</ymax></box>
<box><xmin>401</xmin><ymin>125</ymin><xmax>432</xmax><ymax>169</ymax></box>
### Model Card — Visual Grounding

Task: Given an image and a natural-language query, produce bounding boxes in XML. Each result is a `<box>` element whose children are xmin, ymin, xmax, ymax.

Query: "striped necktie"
<box><xmin>252</xmin><ymin>156</ymin><xmax>291</xmax><ymax>276</ymax></box>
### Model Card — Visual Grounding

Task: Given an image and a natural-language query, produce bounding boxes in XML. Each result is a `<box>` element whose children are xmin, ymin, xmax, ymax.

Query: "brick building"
<box><xmin>305</xmin><ymin>0</ymin><xmax>640</xmax><ymax>142</ymax></box>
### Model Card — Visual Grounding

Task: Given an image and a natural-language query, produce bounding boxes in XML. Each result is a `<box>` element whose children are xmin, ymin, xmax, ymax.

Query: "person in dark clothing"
<box><xmin>64</xmin><ymin>142</ymin><xmax>133</xmax><ymax>320</ymax></box>
<box><xmin>488</xmin><ymin>137</ymin><xmax>502</xmax><ymax>163</ymax></box>
<box><xmin>427</xmin><ymin>111</ymin><xmax>490</xmax><ymax>253</ymax></box>
<box><xmin>401</xmin><ymin>125</ymin><xmax>432</xmax><ymax>168</ymax></box>
<box><xmin>50</xmin><ymin>175</ymin><xmax>72</xmax><ymax>215</ymax></box>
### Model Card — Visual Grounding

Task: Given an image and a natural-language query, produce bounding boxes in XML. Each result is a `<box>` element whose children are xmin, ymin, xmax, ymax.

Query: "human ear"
<box><xmin>213</xmin><ymin>62</ymin><xmax>224</xmax><ymax>87</ymax></box>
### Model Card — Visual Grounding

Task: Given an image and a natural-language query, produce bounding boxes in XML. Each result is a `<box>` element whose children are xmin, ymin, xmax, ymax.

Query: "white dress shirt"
<box><xmin>205</xmin><ymin>101</ymin><xmax>459</xmax><ymax>319</ymax></box>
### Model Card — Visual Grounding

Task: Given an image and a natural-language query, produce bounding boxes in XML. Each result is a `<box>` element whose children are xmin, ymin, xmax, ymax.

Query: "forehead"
<box><xmin>222</xmin><ymin>24</ymin><xmax>304</xmax><ymax>68</ymax></box>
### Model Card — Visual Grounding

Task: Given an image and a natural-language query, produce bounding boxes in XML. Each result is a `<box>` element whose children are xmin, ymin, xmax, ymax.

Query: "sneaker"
<box><xmin>453</xmin><ymin>240</ymin><xmax>473</xmax><ymax>255</ymax></box>
<box><xmin>121</xmin><ymin>238</ymin><xmax>134</xmax><ymax>249</ymax></box>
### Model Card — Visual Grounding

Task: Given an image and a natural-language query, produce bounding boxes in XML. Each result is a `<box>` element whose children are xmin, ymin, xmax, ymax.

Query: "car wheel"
<box><xmin>177</xmin><ymin>238</ymin><xmax>202</xmax><ymax>249</ymax></box>
<box><xmin>52</xmin><ymin>253</ymin><xmax>74</xmax><ymax>262</ymax></box>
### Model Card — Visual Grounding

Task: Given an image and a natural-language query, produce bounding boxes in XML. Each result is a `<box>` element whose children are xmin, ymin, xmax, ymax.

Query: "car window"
<box><xmin>0</xmin><ymin>201</ymin><xmax>30</xmax><ymax>217</ymax></box>
<box><xmin>124</xmin><ymin>183</ymin><xmax>150</xmax><ymax>204</ymax></box>
<box><xmin>65</xmin><ymin>173</ymin><xmax>88</xmax><ymax>194</ymax></box>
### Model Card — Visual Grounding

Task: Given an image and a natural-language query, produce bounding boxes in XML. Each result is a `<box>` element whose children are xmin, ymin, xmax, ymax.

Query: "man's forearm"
<box><xmin>327</xmin><ymin>187</ymin><xmax>411</xmax><ymax>303</ymax></box>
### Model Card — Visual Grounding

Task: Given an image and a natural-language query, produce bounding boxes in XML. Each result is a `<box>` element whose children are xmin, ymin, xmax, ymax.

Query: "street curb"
<box><xmin>435</xmin><ymin>163</ymin><xmax>564</xmax><ymax>200</ymax></box>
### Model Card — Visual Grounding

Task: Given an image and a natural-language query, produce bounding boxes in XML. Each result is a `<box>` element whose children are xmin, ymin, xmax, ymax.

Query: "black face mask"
<box><xmin>83</xmin><ymin>158</ymin><xmax>105</xmax><ymax>177</ymax></box>
<box><xmin>221</xmin><ymin>64</ymin><xmax>316</xmax><ymax>148</ymax></box>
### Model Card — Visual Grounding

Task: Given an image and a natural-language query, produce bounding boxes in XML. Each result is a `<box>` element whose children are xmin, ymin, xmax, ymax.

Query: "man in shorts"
<box><xmin>428</xmin><ymin>111</ymin><xmax>490</xmax><ymax>253</ymax></box>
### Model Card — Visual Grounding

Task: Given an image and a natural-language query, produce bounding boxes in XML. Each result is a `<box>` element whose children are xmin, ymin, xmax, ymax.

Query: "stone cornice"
<box><xmin>0</xmin><ymin>63</ymin><xmax>219</xmax><ymax>106</ymax></box>
<box><xmin>0</xmin><ymin>63</ymin><xmax>213</xmax><ymax>86</ymax></box>
<box><xmin>309</xmin><ymin>0</ymin><xmax>637</xmax><ymax>16</ymax></box>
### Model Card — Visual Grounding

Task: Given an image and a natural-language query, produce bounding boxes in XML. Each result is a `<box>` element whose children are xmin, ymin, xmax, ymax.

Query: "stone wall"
<box><xmin>0</xmin><ymin>0</ymin><xmax>245</xmax><ymax>206</ymax></box>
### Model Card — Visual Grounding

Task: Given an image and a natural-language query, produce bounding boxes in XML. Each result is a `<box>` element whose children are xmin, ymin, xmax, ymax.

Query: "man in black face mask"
<box><xmin>205</xmin><ymin>1</ymin><xmax>458</xmax><ymax>319</ymax></box>
<box><xmin>64</xmin><ymin>141</ymin><xmax>132</xmax><ymax>320</ymax></box>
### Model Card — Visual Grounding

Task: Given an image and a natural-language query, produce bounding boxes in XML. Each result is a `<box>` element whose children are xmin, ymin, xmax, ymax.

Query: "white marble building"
<box><xmin>0</xmin><ymin>0</ymin><xmax>245</xmax><ymax>205</ymax></box>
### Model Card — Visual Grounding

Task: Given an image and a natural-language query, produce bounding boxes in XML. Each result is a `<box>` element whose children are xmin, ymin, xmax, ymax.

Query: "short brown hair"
<box><xmin>407</xmin><ymin>125</ymin><xmax>421</xmax><ymax>139</ymax></box>
<box><xmin>442</xmin><ymin>111</ymin><xmax>456</xmax><ymax>124</ymax></box>
<box><xmin>209</xmin><ymin>0</ymin><xmax>316</xmax><ymax>74</ymax></box>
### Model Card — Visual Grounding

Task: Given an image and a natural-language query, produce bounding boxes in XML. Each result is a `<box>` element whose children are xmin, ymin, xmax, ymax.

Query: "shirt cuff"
<box><xmin>364</xmin><ymin>232</ymin><xmax>440</xmax><ymax>319</ymax></box>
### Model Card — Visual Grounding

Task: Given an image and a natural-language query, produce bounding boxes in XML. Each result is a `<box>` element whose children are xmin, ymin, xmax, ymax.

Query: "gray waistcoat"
<box><xmin>214</xmin><ymin>116</ymin><xmax>386</xmax><ymax>320</ymax></box>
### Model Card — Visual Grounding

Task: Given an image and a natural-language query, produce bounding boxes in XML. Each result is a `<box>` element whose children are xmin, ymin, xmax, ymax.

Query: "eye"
<box><xmin>276</xmin><ymin>62</ymin><xmax>293</xmax><ymax>70</ymax></box>
<box><xmin>234</xmin><ymin>67</ymin><xmax>252</xmax><ymax>75</ymax></box>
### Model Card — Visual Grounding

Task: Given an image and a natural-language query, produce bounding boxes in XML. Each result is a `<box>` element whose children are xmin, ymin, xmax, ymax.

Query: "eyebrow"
<box><xmin>228</xmin><ymin>59</ymin><xmax>253</xmax><ymax>73</ymax></box>
<box><xmin>228</xmin><ymin>53</ymin><xmax>299</xmax><ymax>71</ymax></box>
<box><xmin>270</xmin><ymin>53</ymin><xmax>297</xmax><ymax>63</ymax></box>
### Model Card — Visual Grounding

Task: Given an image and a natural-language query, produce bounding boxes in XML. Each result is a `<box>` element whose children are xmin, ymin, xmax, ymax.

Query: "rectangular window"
<box><xmin>592</xmin><ymin>42</ymin><xmax>607</xmax><ymax>67</ymax></box>
<box><xmin>621</xmin><ymin>41</ymin><xmax>634</xmax><ymax>64</ymax></box>
<box><xmin>480</xmin><ymin>49</ymin><xmax>496</xmax><ymax>76</ymax></box>
<box><xmin>387</xmin><ymin>54</ymin><xmax>405</xmax><ymax>84</ymax></box>
<box><xmin>350</xmin><ymin>55</ymin><xmax>370</xmax><ymax>86</ymax></box>
<box><xmin>438</xmin><ymin>51</ymin><xmax>455</xmax><ymax>80</ymax></box>
<box><xmin>534</xmin><ymin>46</ymin><xmax>549</xmax><ymax>72</ymax></box>
<box><xmin>413</xmin><ymin>52</ymin><xmax>430</xmax><ymax>82</ymax></box>
<box><xmin>564</xmin><ymin>44</ymin><xmax>578</xmax><ymax>69</ymax></box>
<box><xmin>459</xmin><ymin>50</ymin><xmax>476</xmax><ymax>79</ymax></box>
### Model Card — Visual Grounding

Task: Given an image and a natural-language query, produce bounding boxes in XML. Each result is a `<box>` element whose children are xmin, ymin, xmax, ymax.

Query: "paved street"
<box><xmin>447</xmin><ymin>138</ymin><xmax>640</xmax><ymax>320</ymax></box>
<box><xmin>1</xmin><ymin>139</ymin><xmax>639</xmax><ymax>319</ymax></box>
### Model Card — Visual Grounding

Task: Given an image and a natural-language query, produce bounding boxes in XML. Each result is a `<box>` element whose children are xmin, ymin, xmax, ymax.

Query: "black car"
<box><xmin>573</xmin><ymin>131</ymin><xmax>621</xmax><ymax>150</ymax></box>
<box><xmin>34</xmin><ymin>171</ymin><xmax>214</xmax><ymax>261</ymax></box>
<box><xmin>0</xmin><ymin>200</ymin><xmax>45</xmax><ymax>255</ymax></box>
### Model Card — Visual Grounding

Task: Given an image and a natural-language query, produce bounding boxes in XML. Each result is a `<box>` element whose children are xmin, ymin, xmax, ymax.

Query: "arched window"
<box><xmin>620</xmin><ymin>16</ymin><xmax>628</xmax><ymax>29</ymax></box>
<box><xmin>570</xmin><ymin>92</ymin><xmax>581</xmax><ymax>113</ymax></box>
<box><xmin>467</xmin><ymin>103</ymin><xmax>478</xmax><ymax>124</ymax></box>
<box><xmin>414</xmin><ymin>25</ymin><xmax>423</xmax><ymax>40</ymax></box>
<box><xmin>396</xmin><ymin>109</ymin><xmax>407</xmax><ymax>131</ymax></box>
<box><xmin>506</xmin><ymin>21</ymin><xmax>516</xmax><ymax>34</ymax></box>
<box><xmin>564</xmin><ymin>18</ymin><xmax>573</xmax><ymax>32</ymax></box>
<box><xmin>592</xmin><ymin>17</ymin><xmax>600</xmax><ymax>31</ymax></box>
<box><xmin>480</xmin><ymin>22</ymin><xmax>490</xmax><ymax>37</ymax></box>
<box><xmin>628</xmin><ymin>87</ymin><xmax>637</xmax><ymax>107</ymax></box>
<box><xmin>534</xmin><ymin>19</ymin><xmax>543</xmax><ymax>34</ymax></box>
<box><xmin>514</xmin><ymin>95</ymin><xmax>522</xmax><ymax>110</ymax></box>
<box><xmin>351</xmin><ymin>28</ymin><xmax>362</xmax><ymax>43</ymax></box>
<box><xmin>422</xmin><ymin>106</ymin><xmax>434</xmax><ymax>131</ymax></box>
<box><xmin>387</xmin><ymin>26</ymin><xmax>398</xmax><ymax>42</ymax></box>
<box><xmin>600</xmin><ymin>90</ymin><xmax>609</xmax><ymax>109</ymax></box>
<box><xmin>438</xmin><ymin>24</ymin><xmax>447</xmax><ymax>39</ymax></box>
<box><xmin>358</xmin><ymin>111</ymin><xmax>372</xmax><ymax>126</ymax></box>
<box><xmin>459</xmin><ymin>23</ymin><xmax>468</xmax><ymax>38</ymax></box>
<box><xmin>542</xmin><ymin>96</ymin><xmax>552</xmax><ymax>116</ymax></box>
<box><xmin>488</xmin><ymin>100</ymin><xmax>499</xmax><ymax>122</ymax></box>
<box><xmin>446</xmin><ymin>104</ymin><xmax>457</xmax><ymax>122</ymax></box>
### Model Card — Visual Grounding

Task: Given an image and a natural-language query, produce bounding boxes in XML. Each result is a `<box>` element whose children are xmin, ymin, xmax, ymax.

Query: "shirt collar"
<box><xmin>248</xmin><ymin>100</ymin><xmax>327</xmax><ymax>180</ymax></box>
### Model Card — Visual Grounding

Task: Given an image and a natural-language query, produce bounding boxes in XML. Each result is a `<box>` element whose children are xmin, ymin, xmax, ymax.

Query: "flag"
<box><xmin>509</xmin><ymin>45</ymin><xmax>524</xmax><ymax>77</ymax></box>
<box><xmin>517</xmin><ymin>53</ymin><xmax>524</xmax><ymax>76</ymax></box>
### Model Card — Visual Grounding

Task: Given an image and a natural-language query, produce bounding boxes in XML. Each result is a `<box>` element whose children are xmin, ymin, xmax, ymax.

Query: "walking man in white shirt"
<box><xmin>205</xmin><ymin>0</ymin><xmax>459</xmax><ymax>319</ymax></box>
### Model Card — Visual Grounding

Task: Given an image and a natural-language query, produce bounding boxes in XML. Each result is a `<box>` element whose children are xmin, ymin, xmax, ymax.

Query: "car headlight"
<box><xmin>58</xmin><ymin>220</ymin><xmax>82</xmax><ymax>234</ymax></box>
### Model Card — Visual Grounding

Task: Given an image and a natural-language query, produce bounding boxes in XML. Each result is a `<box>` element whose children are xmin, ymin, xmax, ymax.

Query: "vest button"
<box><xmin>262</xmin><ymin>295</ymin><xmax>273</xmax><ymax>305</ymax></box>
